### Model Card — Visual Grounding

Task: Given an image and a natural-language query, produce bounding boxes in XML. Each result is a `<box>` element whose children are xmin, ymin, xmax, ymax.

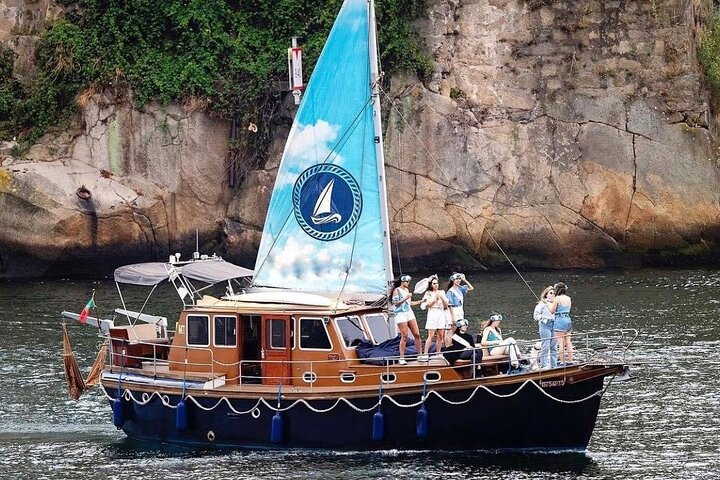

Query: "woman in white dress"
<box><xmin>420</xmin><ymin>275</ymin><xmax>451</xmax><ymax>359</ymax></box>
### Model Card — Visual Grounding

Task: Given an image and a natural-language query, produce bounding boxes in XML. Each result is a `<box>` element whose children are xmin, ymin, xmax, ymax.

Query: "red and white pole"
<box><xmin>288</xmin><ymin>37</ymin><xmax>303</xmax><ymax>105</ymax></box>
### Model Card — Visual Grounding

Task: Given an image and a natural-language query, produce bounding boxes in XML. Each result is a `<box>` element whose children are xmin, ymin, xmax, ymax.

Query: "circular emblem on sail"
<box><xmin>292</xmin><ymin>164</ymin><xmax>362</xmax><ymax>241</ymax></box>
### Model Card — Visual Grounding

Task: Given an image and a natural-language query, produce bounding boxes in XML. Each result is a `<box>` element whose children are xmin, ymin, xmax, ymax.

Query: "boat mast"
<box><xmin>368</xmin><ymin>0</ymin><xmax>394</xmax><ymax>288</ymax></box>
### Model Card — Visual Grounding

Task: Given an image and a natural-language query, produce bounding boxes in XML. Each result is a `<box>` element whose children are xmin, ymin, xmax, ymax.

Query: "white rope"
<box><xmin>103</xmin><ymin>373</ymin><xmax>615</xmax><ymax>414</ymax></box>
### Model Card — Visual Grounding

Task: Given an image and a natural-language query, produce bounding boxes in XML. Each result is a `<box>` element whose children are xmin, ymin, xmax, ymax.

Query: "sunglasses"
<box><xmin>431</xmin><ymin>282</ymin><xmax>439</xmax><ymax>285</ymax></box>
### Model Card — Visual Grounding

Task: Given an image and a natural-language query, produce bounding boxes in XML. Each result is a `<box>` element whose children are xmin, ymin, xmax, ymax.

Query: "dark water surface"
<box><xmin>1</xmin><ymin>269</ymin><xmax>718</xmax><ymax>479</ymax></box>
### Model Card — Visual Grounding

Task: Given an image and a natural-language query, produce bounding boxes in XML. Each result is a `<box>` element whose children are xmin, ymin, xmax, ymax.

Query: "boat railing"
<box><xmin>106</xmin><ymin>334</ymin><xmax>218</xmax><ymax>384</ymax></box>
<box><xmin>569</xmin><ymin>328</ymin><xmax>638</xmax><ymax>364</ymax></box>
<box><xmin>104</xmin><ymin>328</ymin><xmax>636</xmax><ymax>387</ymax></box>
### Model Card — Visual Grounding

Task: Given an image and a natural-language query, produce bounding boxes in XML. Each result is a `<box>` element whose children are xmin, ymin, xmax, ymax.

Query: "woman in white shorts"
<box><xmin>391</xmin><ymin>274</ymin><xmax>422</xmax><ymax>364</ymax></box>
<box><xmin>420</xmin><ymin>275</ymin><xmax>450</xmax><ymax>358</ymax></box>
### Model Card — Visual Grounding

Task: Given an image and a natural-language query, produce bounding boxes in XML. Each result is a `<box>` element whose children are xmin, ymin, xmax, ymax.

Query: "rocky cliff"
<box><xmin>1</xmin><ymin>0</ymin><xmax>719</xmax><ymax>278</ymax></box>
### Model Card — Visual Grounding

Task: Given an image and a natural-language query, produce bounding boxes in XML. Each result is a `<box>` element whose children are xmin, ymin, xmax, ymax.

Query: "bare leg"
<box><xmin>424</xmin><ymin>329</ymin><xmax>436</xmax><ymax>355</ymax></box>
<box><xmin>408</xmin><ymin>319</ymin><xmax>422</xmax><ymax>355</ymax></box>
<box><xmin>566</xmin><ymin>332</ymin><xmax>574</xmax><ymax>362</ymax></box>
<box><xmin>556</xmin><ymin>331</ymin><xmax>566</xmax><ymax>363</ymax></box>
<box><xmin>444</xmin><ymin>326</ymin><xmax>454</xmax><ymax>348</ymax></box>
<box><xmin>437</xmin><ymin>329</ymin><xmax>445</xmax><ymax>353</ymax></box>
<box><xmin>398</xmin><ymin>322</ymin><xmax>409</xmax><ymax>357</ymax></box>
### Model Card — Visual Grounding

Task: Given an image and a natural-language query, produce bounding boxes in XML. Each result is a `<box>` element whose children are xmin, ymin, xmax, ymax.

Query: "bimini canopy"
<box><xmin>181</xmin><ymin>260</ymin><xmax>253</xmax><ymax>284</ymax></box>
<box><xmin>114</xmin><ymin>262</ymin><xmax>170</xmax><ymax>286</ymax></box>
<box><xmin>114</xmin><ymin>260</ymin><xmax>253</xmax><ymax>286</ymax></box>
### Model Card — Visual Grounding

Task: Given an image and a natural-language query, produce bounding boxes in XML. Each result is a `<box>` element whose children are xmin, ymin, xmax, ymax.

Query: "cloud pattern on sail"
<box><xmin>252</xmin><ymin>0</ymin><xmax>389</xmax><ymax>295</ymax></box>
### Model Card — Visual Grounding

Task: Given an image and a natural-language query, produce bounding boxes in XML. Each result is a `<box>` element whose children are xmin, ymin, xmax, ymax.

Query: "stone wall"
<box><xmin>1</xmin><ymin>0</ymin><xmax>720</xmax><ymax>278</ymax></box>
<box><xmin>378</xmin><ymin>0</ymin><xmax>720</xmax><ymax>268</ymax></box>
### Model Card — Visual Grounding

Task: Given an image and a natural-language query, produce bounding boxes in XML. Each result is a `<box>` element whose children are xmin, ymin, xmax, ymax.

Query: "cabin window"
<box><xmin>302</xmin><ymin>371</ymin><xmax>318</xmax><ymax>384</ymax></box>
<box><xmin>340</xmin><ymin>372</ymin><xmax>356</xmax><ymax>383</ymax></box>
<box><xmin>299</xmin><ymin>317</ymin><xmax>332</xmax><ymax>350</ymax></box>
<box><xmin>267</xmin><ymin>319</ymin><xmax>287</xmax><ymax>349</ymax></box>
<box><xmin>335</xmin><ymin>316</ymin><xmax>367</xmax><ymax>348</ymax></box>
<box><xmin>214</xmin><ymin>315</ymin><xmax>237</xmax><ymax>347</ymax></box>
<box><xmin>187</xmin><ymin>315</ymin><xmax>210</xmax><ymax>346</ymax></box>
<box><xmin>365</xmin><ymin>313</ymin><xmax>391</xmax><ymax>344</ymax></box>
<box><xmin>424</xmin><ymin>371</ymin><xmax>442</xmax><ymax>383</ymax></box>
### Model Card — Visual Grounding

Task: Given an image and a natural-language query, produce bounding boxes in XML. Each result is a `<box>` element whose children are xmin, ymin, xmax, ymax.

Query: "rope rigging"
<box><xmin>379</xmin><ymin>85</ymin><xmax>538</xmax><ymax>300</ymax></box>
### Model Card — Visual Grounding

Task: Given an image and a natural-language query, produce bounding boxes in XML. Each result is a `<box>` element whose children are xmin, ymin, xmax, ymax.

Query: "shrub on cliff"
<box><xmin>1</xmin><ymin>0</ymin><xmax>430</xmax><ymax>153</ymax></box>
<box><xmin>700</xmin><ymin>12</ymin><xmax>720</xmax><ymax>100</ymax></box>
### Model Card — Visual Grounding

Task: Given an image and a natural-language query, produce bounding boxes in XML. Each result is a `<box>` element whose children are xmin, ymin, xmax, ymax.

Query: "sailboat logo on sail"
<box><xmin>293</xmin><ymin>164</ymin><xmax>362</xmax><ymax>241</ymax></box>
<box><xmin>311</xmin><ymin>179</ymin><xmax>342</xmax><ymax>225</ymax></box>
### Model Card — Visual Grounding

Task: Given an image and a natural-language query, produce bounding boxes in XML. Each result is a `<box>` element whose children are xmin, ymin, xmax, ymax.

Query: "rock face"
<box><xmin>379</xmin><ymin>0</ymin><xmax>720</xmax><ymax>268</ymax></box>
<box><xmin>2</xmin><ymin>0</ymin><xmax>720</xmax><ymax>278</ymax></box>
<box><xmin>0</xmin><ymin>94</ymin><xmax>233</xmax><ymax>277</ymax></box>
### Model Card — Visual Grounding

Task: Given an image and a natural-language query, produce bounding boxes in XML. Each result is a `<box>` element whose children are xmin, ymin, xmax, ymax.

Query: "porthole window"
<box><xmin>424</xmin><ymin>371</ymin><xmax>441</xmax><ymax>382</ymax></box>
<box><xmin>340</xmin><ymin>372</ymin><xmax>356</xmax><ymax>383</ymax></box>
<box><xmin>380</xmin><ymin>372</ymin><xmax>397</xmax><ymax>384</ymax></box>
<box><xmin>302</xmin><ymin>372</ymin><xmax>318</xmax><ymax>384</ymax></box>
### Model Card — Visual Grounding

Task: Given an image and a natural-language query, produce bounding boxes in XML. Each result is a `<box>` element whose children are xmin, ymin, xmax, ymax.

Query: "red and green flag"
<box><xmin>78</xmin><ymin>295</ymin><xmax>96</xmax><ymax>323</ymax></box>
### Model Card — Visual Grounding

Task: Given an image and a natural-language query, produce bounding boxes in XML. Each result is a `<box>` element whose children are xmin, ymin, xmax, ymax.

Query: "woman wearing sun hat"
<box><xmin>390</xmin><ymin>274</ymin><xmax>423</xmax><ymax>365</ymax></box>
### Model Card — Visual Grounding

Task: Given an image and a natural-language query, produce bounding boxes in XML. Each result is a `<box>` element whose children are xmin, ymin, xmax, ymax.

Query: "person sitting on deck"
<box><xmin>443</xmin><ymin>319</ymin><xmax>483</xmax><ymax>369</ymax></box>
<box><xmin>480</xmin><ymin>313</ymin><xmax>523</xmax><ymax>369</ymax></box>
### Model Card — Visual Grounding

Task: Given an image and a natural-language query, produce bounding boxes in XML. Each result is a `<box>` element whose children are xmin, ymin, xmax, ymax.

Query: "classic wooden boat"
<box><xmin>62</xmin><ymin>0</ymin><xmax>635</xmax><ymax>451</ymax></box>
<box><xmin>63</xmin><ymin>254</ymin><xmax>635</xmax><ymax>450</ymax></box>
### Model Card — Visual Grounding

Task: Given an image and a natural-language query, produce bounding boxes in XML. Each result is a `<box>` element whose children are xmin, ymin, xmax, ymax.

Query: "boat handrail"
<box><xmin>105</xmin><ymin>328</ymin><xmax>636</xmax><ymax>387</ymax></box>
<box><xmin>106</xmin><ymin>334</ymin><xmax>217</xmax><ymax>385</ymax></box>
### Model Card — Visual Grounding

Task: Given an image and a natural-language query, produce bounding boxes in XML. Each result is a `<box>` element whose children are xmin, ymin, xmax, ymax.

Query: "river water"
<box><xmin>0</xmin><ymin>269</ymin><xmax>718</xmax><ymax>479</ymax></box>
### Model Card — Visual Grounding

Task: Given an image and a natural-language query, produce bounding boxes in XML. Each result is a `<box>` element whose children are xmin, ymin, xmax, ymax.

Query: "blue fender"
<box><xmin>112</xmin><ymin>397</ymin><xmax>124</xmax><ymax>429</ymax></box>
<box><xmin>270</xmin><ymin>412</ymin><xmax>283</xmax><ymax>444</ymax></box>
<box><xmin>372</xmin><ymin>410</ymin><xmax>385</xmax><ymax>442</ymax></box>
<box><xmin>416</xmin><ymin>404</ymin><xmax>428</xmax><ymax>438</ymax></box>
<box><xmin>176</xmin><ymin>399</ymin><xmax>188</xmax><ymax>431</ymax></box>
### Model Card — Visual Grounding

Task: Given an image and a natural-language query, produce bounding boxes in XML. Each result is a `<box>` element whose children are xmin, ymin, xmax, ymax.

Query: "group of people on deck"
<box><xmin>390</xmin><ymin>272</ymin><xmax>474</xmax><ymax>365</ymax></box>
<box><xmin>390</xmin><ymin>273</ymin><xmax>575</xmax><ymax>370</ymax></box>
<box><xmin>533</xmin><ymin>282</ymin><xmax>574</xmax><ymax>368</ymax></box>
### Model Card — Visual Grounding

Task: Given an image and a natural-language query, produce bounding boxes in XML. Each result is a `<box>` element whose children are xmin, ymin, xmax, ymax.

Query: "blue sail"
<box><xmin>252</xmin><ymin>0</ymin><xmax>390</xmax><ymax>297</ymax></box>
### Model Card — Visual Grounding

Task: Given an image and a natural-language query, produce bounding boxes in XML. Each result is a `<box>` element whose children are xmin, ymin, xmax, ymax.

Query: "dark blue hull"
<box><xmin>104</xmin><ymin>369</ymin><xmax>615</xmax><ymax>451</ymax></box>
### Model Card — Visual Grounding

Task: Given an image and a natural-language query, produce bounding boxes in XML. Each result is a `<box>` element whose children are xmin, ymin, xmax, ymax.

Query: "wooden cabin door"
<box><xmin>261</xmin><ymin>315</ymin><xmax>292</xmax><ymax>385</ymax></box>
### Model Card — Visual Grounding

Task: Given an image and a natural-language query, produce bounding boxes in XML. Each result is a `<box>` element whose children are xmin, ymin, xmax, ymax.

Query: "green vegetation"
<box><xmin>700</xmin><ymin>12</ymin><xmax>720</xmax><ymax>100</ymax></box>
<box><xmin>0</xmin><ymin>0</ymin><xmax>430</xmax><ymax>154</ymax></box>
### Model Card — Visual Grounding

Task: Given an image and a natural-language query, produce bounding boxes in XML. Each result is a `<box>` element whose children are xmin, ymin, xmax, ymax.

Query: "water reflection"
<box><xmin>1</xmin><ymin>269</ymin><xmax>720</xmax><ymax>478</ymax></box>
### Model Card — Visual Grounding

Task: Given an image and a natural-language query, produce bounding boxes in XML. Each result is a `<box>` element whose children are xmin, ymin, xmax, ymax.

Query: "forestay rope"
<box><xmin>378</xmin><ymin>86</ymin><xmax>538</xmax><ymax>300</ymax></box>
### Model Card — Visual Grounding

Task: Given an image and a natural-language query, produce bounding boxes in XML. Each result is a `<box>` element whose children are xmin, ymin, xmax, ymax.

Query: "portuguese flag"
<box><xmin>78</xmin><ymin>295</ymin><xmax>96</xmax><ymax>324</ymax></box>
